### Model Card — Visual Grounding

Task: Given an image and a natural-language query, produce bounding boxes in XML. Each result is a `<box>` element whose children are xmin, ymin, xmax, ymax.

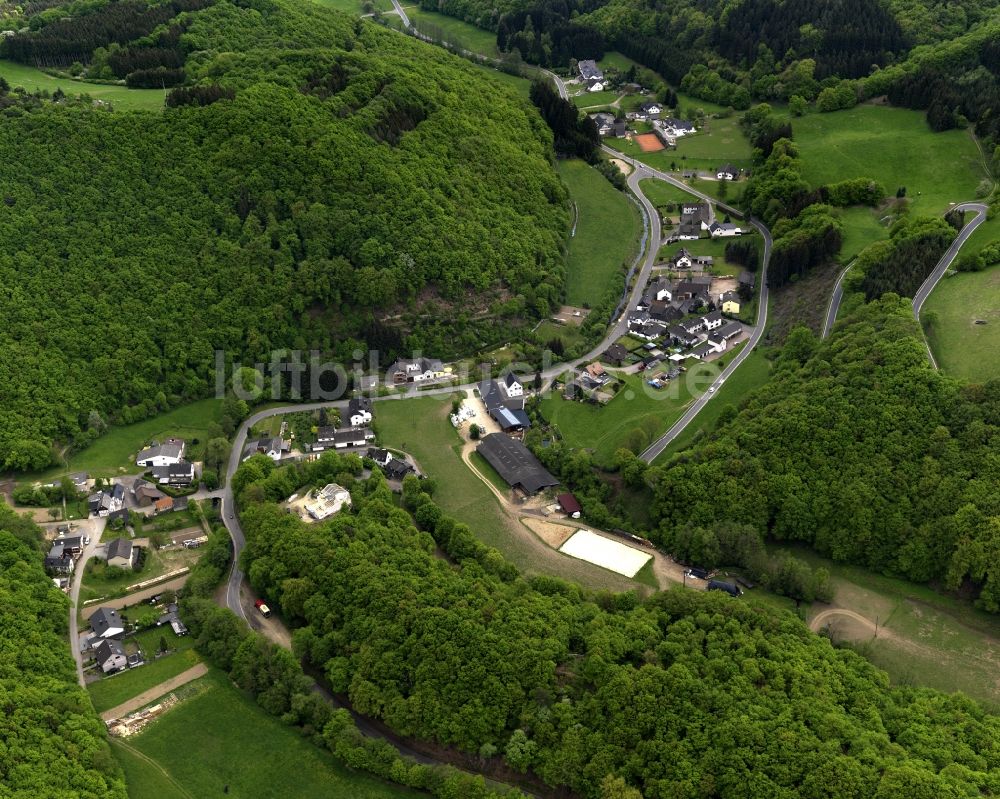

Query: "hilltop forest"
<box><xmin>0</xmin><ymin>0</ymin><xmax>568</xmax><ymax>471</ymax></box>
<box><xmin>0</xmin><ymin>506</ymin><xmax>127</xmax><ymax>798</ymax></box>
<box><xmin>645</xmin><ymin>298</ymin><xmax>1000</xmax><ymax>611</ymax></box>
<box><xmin>222</xmin><ymin>456</ymin><xmax>1000</xmax><ymax>799</ymax></box>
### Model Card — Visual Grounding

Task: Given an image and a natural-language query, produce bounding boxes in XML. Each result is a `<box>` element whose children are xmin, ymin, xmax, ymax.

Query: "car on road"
<box><xmin>254</xmin><ymin>599</ymin><xmax>271</xmax><ymax>618</ymax></box>
<box><xmin>707</xmin><ymin>386</ymin><xmax>717</xmax><ymax>393</ymax></box>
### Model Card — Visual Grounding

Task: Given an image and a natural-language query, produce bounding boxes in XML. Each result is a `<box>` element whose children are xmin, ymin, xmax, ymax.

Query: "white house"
<box><xmin>347</xmin><ymin>397</ymin><xmax>373</xmax><ymax>427</ymax></box>
<box><xmin>152</xmin><ymin>462</ymin><xmax>196</xmax><ymax>486</ymax></box>
<box><xmin>716</xmin><ymin>164</ymin><xmax>739</xmax><ymax>180</ymax></box>
<box><xmin>388</xmin><ymin>357</ymin><xmax>445</xmax><ymax>384</ymax></box>
<box><xmin>106</xmin><ymin>538</ymin><xmax>135</xmax><ymax>570</ymax></box>
<box><xmin>242</xmin><ymin>436</ymin><xmax>288</xmax><ymax>462</ymax></box>
<box><xmin>587</xmin><ymin>79</ymin><xmax>605</xmax><ymax>92</ymax></box>
<box><xmin>501</xmin><ymin>372</ymin><xmax>523</xmax><ymax>397</ymax></box>
<box><xmin>95</xmin><ymin>639</ymin><xmax>128</xmax><ymax>674</ymax></box>
<box><xmin>707</xmin><ymin>334</ymin><xmax>727</xmax><ymax>353</ymax></box>
<box><xmin>305</xmin><ymin>483</ymin><xmax>352</xmax><ymax>520</ymax></box>
<box><xmin>136</xmin><ymin>438</ymin><xmax>185</xmax><ymax>468</ymax></box>
<box><xmin>701</xmin><ymin>311</ymin><xmax>724</xmax><ymax>331</ymax></box>
<box><xmin>89</xmin><ymin>607</ymin><xmax>125</xmax><ymax>639</ymax></box>
<box><xmin>709</xmin><ymin>221</ymin><xmax>742</xmax><ymax>238</ymax></box>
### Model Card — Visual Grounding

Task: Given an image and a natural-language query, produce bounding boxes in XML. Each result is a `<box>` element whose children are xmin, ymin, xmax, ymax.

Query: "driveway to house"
<box><xmin>79</xmin><ymin>576</ymin><xmax>189</xmax><ymax>620</ymax></box>
<box><xmin>99</xmin><ymin>662</ymin><xmax>209</xmax><ymax>722</ymax></box>
<box><xmin>67</xmin><ymin>517</ymin><xmax>108</xmax><ymax>687</ymax></box>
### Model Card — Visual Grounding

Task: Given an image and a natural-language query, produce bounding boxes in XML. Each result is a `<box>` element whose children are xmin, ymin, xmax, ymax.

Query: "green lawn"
<box><xmin>375</xmin><ymin>395</ymin><xmax>640</xmax><ymax>591</ymax></box>
<box><xmin>311</xmin><ymin>0</ymin><xmax>392</xmax><ymax>12</ymax></box>
<box><xmin>112</xmin><ymin>741</ymin><xmax>189</xmax><ymax>799</ymax></box>
<box><xmin>534</xmin><ymin>320</ymin><xmax>586</xmax><ymax>351</ymax></box>
<box><xmin>922</xmin><ymin>263</ymin><xmax>1000</xmax><ymax>382</ymax></box>
<box><xmin>117</xmin><ymin>670</ymin><xmax>420</xmax><ymax>799</ymax></box>
<box><xmin>88</xmin><ymin>648</ymin><xmax>202</xmax><ymax>714</ymax></box>
<box><xmin>613</xmin><ymin>136</ymin><xmax>751</xmax><ymax>179</ymax></box>
<box><xmin>572</xmin><ymin>90</ymin><xmax>620</xmax><ymax>109</ymax></box>
<box><xmin>79</xmin><ymin>543</ymin><xmax>200</xmax><ymax>604</ymax></box>
<box><xmin>639</xmin><ymin>179</ymin><xmax>695</xmax><ymax>211</ymax></box>
<box><xmin>465</xmin><ymin>61</ymin><xmax>533</xmax><ymax>100</ymax></box>
<box><xmin>791</xmin><ymin>105</ymin><xmax>986</xmax><ymax>216</ymax></box>
<box><xmin>597</xmin><ymin>52</ymin><xmax>644</xmax><ymax>73</ymax></box>
<box><xmin>542</xmin><ymin>370</ymin><xmax>726</xmax><ymax>467</ymax></box>
<box><xmin>559</xmin><ymin>159</ymin><xmax>641</xmax><ymax>306</ymax></box>
<box><xmin>27</xmin><ymin>398</ymin><xmax>223</xmax><ymax>482</ymax></box>
<box><xmin>836</xmin><ymin>205</ymin><xmax>890</xmax><ymax>263</ymax></box>
<box><xmin>656</xmin><ymin>235</ymin><xmax>752</xmax><ymax>272</ymax></box>
<box><xmin>655</xmin><ymin>347</ymin><xmax>772</xmax><ymax>458</ymax></box>
<box><xmin>407</xmin><ymin>7</ymin><xmax>498</xmax><ymax>56</ymax></box>
<box><xmin>669</xmin><ymin>116</ymin><xmax>752</xmax><ymax>164</ymax></box>
<box><xmin>0</xmin><ymin>60</ymin><xmax>166</xmax><ymax>111</ymax></box>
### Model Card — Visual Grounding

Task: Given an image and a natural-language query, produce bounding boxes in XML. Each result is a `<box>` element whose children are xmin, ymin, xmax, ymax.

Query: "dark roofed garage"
<box><xmin>477</xmin><ymin>433</ymin><xmax>558</xmax><ymax>495</ymax></box>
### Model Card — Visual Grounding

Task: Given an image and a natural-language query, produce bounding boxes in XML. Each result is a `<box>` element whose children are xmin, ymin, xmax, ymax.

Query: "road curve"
<box><xmin>598</xmin><ymin>148</ymin><xmax>773</xmax><ymax>464</ymax></box>
<box><xmin>822</xmin><ymin>260</ymin><xmax>854</xmax><ymax>339</ymax></box>
<box><xmin>912</xmin><ymin>202</ymin><xmax>988</xmax><ymax>318</ymax></box>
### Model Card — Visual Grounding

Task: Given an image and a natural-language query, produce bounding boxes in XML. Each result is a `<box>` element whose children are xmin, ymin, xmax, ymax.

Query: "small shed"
<box><xmin>557</xmin><ymin>493</ymin><xmax>582</xmax><ymax>519</ymax></box>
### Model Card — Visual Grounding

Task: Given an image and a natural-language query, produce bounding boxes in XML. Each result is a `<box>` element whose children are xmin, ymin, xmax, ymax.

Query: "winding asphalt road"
<box><xmin>599</xmin><ymin>147</ymin><xmax>773</xmax><ymax>463</ymax></box>
<box><xmin>822</xmin><ymin>202</ymin><xmax>987</xmax><ymax>351</ymax></box>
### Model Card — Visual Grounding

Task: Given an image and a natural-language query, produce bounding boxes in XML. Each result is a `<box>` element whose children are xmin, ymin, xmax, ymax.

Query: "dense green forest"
<box><xmin>0</xmin><ymin>0</ymin><xmax>569</xmax><ymax>470</ymax></box>
<box><xmin>647</xmin><ymin>297</ymin><xmax>1000</xmax><ymax>610</ymax></box>
<box><xmin>226</xmin><ymin>457</ymin><xmax>1000</xmax><ymax>799</ymax></box>
<box><xmin>0</xmin><ymin>505</ymin><xmax>127</xmax><ymax>798</ymax></box>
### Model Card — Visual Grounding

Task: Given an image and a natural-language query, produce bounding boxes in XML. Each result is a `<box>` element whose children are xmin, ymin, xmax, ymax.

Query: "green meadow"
<box><xmin>0</xmin><ymin>60</ymin><xmax>165</xmax><ymax>111</ymax></box>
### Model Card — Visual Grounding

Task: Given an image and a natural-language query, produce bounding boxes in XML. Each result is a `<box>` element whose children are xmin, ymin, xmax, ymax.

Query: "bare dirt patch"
<box><xmin>610</xmin><ymin>158</ymin><xmax>631</xmax><ymax>175</ymax></box>
<box><xmin>522</xmin><ymin>516</ymin><xmax>576</xmax><ymax>549</ymax></box>
<box><xmin>552</xmin><ymin>305</ymin><xmax>588</xmax><ymax>326</ymax></box>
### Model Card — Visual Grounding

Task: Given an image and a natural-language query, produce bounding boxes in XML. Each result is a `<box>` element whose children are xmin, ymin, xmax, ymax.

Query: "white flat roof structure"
<box><xmin>558</xmin><ymin>530</ymin><xmax>652</xmax><ymax>577</ymax></box>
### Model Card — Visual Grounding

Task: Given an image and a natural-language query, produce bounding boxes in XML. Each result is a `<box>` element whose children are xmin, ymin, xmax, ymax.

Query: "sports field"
<box><xmin>559</xmin><ymin>530</ymin><xmax>651</xmax><ymax>576</ymax></box>
<box><xmin>922</xmin><ymin>264</ymin><xmax>1000</xmax><ymax>382</ymax></box>
<box><xmin>635</xmin><ymin>133</ymin><xmax>664</xmax><ymax>152</ymax></box>
<box><xmin>558</xmin><ymin>159</ymin><xmax>641</xmax><ymax>307</ymax></box>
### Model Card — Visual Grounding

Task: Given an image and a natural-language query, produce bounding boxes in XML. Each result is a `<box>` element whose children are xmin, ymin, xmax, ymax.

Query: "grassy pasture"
<box><xmin>791</xmin><ymin>105</ymin><xmax>985</xmax><ymax>216</ymax></box>
<box><xmin>541</xmin><ymin>371</ymin><xmax>725</xmax><ymax>467</ymax></box>
<box><xmin>0</xmin><ymin>60</ymin><xmax>166</xmax><ymax>111</ymax></box>
<box><xmin>922</xmin><ymin>263</ymin><xmax>1000</xmax><ymax>382</ymax></box>
<box><xmin>375</xmin><ymin>395</ymin><xmax>639</xmax><ymax>591</ymax></box>
<box><xmin>407</xmin><ymin>7</ymin><xmax>499</xmax><ymax>56</ymax></box>
<box><xmin>116</xmin><ymin>670</ymin><xmax>420</xmax><ymax>798</ymax></box>
<box><xmin>27</xmin><ymin>399</ymin><xmax>223</xmax><ymax>482</ymax></box>
<box><xmin>559</xmin><ymin>159</ymin><xmax>641</xmax><ymax>306</ymax></box>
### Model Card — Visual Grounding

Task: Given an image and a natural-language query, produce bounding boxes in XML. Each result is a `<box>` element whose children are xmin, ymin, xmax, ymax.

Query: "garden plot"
<box><xmin>559</xmin><ymin>530</ymin><xmax>652</xmax><ymax>577</ymax></box>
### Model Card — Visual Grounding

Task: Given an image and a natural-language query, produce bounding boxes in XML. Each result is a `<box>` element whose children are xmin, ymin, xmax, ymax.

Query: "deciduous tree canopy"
<box><xmin>0</xmin><ymin>0</ymin><xmax>569</xmax><ymax>470</ymax></box>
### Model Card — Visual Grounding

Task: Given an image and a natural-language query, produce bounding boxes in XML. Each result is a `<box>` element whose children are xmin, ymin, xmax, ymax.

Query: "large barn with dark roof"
<box><xmin>477</xmin><ymin>433</ymin><xmax>558</xmax><ymax>495</ymax></box>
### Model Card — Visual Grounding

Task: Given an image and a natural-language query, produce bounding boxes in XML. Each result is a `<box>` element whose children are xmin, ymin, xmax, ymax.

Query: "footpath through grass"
<box><xmin>558</xmin><ymin>159</ymin><xmax>641</xmax><ymax>307</ymax></box>
<box><xmin>922</xmin><ymin>263</ymin><xmax>1000</xmax><ymax>382</ymax></box>
<box><xmin>0</xmin><ymin>60</ymin><xmax>165</xmax><ymax>111</ymax></box>
<box><xmin>117</xmin><ymin>669</ymin><xmax>420</xmax><ymax>799</ymax></box>
<box><xmin>88</xmin><ymin>646</ymin><xmax>201</xmax><ymax>714</ymax></box>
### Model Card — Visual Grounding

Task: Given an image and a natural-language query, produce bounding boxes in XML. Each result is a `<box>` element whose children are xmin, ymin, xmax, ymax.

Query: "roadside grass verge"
<box><xmin>790</xmin><ymin>105</ymin><xmax>985</xmax><ymax>216</ymax></box>
<box><xmin>88</xmin><ymin>648</ymin><xmax>202</xmax><ymax>714</ymax></box>
<box><xmin>922</xmin><ymin>263</ymin><xmax>1000</xmax><ymax>382</ymax></box>
<box><xmin>558</xmin><ymin>159</ymin><xmax>641</xmax><ymax>307</ymax></box>
<box><xmin>655</xmin><ymin>347</ymin><xmax>772</xmax><ymax>458</ymax></box>
<box><xmin>0</xmin><ymin>60</ymin><xmax>165</xmax><ymax>111</ymax></box>
<box><xmin>115</xmin><ymin>669</ymin><xmax>420</xmax><ymax>798</ymax></box>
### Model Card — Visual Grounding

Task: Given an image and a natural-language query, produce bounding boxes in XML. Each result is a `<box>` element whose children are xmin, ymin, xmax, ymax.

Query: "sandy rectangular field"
<box><xmin>635</xmin><ymin>133</ymin><xmax>664</xmax><ymax>152</ymax></box>
<box><xmin>559</xmin><ymin>530</ymin><xmax>652</xmax><ymax>577</ymax></box>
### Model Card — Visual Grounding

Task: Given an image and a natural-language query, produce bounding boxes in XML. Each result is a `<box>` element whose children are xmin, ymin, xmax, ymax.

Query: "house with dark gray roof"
<box><xmin>95</xmin><ymin>639</ymin><xmax>128</xmax><ymax>674</ymax></box>
<box><xmin>44</xmin><ymin>544</ymin><xmax>74</xmax><ymax>575</ymax></box>
<box><xmin>477</xmin><ymin>434</ymin><xmax>558</xmax><ymax>495</ymax></box>
<box><xmin>577</xmin><ymin>59</ymin><xmax>603</xmax><ymax>81</ymax></box>
<box><xmin>152</xmin><ymin>462</ymin><xmax>196</xmax><ymax>486</ymax></box>
<box><xmin>90</xmin><ymin>607</ymin><xmax>125</xmax><ymax>639</ymax></box>
<box><xmin>106</xmin><ymin>538</ymin><xmax>134</xmax><ymax>570</ymax></box>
